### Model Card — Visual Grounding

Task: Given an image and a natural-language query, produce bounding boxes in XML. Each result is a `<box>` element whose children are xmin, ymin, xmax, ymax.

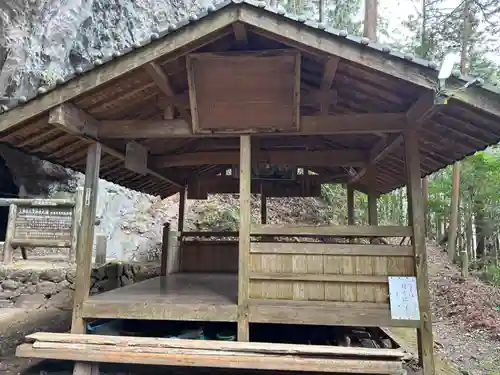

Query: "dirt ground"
<box><xmin>0</xmin><ymin>307</ymin><xmax>71</xmax><ymax>374</ymax></box>
<box><xmin>427</xmin><ymin>243</ymin><xmax>500</xmax><ymax>375</ymax></box>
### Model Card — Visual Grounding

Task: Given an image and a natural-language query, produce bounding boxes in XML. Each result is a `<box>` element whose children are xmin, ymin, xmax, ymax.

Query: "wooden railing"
<box><xmin>251</xmin><ymin>224</ymin><xmax>412</xmax><ymax>238</ymax></box>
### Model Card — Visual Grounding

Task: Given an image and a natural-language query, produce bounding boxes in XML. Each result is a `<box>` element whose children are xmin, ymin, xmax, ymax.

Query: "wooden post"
<box><xmin>94</xmin><ymin>234</ymin><xmax>107</xmax><ymax>266</ymax></box>
<box><xmin>238</xmin><ymin>135</ymin><xmax>251</xmax><ymax>342</ymax></box>
<box><xmin>161</xmin><ymin>222</ymin><xmax>170</xmax><ymax>276</ymax></box>
<box><xmin>260</xmin><ymin>188</ymin><xmax>267</xmax><ymax>224</ymax></box>
<box><xmin>347</xmin><ymin>185</ymin><xmax>355</xmax><ymax>226</ymax></box>
<box><xmin>368</xmin><ymin>191</ymin><xmax>378</xmax><ymax>226</ymax></box>
<box><xmin>70</xmin><ymin>187</ymin><xmax>84</xmax><ymax>262</ymax></box>
<box><xmin>71</xmin><ymin>143</ymin><xmax>101</xmax><ymax>375</ymax></box>
<box><xmin>2</xmin><ymin>204</ymin><xmax>16</xmax><ymax>264</ymax></box>
<box><xmin>347</xmin><ymin>185</ymin><xmax>355</xmax><ymax>244</ymax></box>
<box><xmin>404</xmin><ymin>126</ymin><xmax>435</xmax><ymax>375</ymax></box>
<box><xmin>178</xmin><ymin>187</ymin><xmax>186</xmax><ymax>233</ymax></box>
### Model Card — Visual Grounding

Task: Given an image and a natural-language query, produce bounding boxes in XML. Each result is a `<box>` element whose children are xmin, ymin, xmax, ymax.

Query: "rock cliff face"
<box><xmin>0</xmin><ymin>0</ymin><xmax>212</xmax><ymax>101</ymax></box>
<box><xmin>0</xmin><ymin>0</ymin><xmax>214</xmax><ymax>258</ymax></box>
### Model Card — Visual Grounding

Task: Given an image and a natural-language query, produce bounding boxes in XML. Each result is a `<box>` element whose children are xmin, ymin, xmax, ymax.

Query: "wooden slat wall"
<box><xmin>249</xmin><ymin>243</ymin><xmax>414</xmax><ymax>303</ymax></box>
<box><xmin>179</xmin><ymin>240</ymin><xmax>238</xmax><ymax>273</ymax></box>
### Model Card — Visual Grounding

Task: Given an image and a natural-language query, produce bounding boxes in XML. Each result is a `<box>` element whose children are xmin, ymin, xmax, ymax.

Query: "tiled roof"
<box><xmin>1</xmin><ymin>0</ymin><xmax>497</xmax><ymax>116</ymax></box>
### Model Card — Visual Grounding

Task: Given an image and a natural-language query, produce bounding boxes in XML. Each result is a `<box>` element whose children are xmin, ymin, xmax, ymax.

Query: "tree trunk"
<box><xmin>363</xmin><ymin>0</ymin><xmax>378</xmax><ymax>40</ymax></box>
<box><xmin>448</xmin><ymin>162</ymin><xmax>460</xmax><ymax>262</ymax></box>
<box><xmin>319</xmin><ymin>0</ymin><xmax>325</xmax><ymax>23</ymax></box>
<box><xmin>463</xmin><ymin>205</ymin><xmax>472</xmax><ymax>277</ymax></box>
<box><xmin>421</xmin><ymin>177</ymin><xmax>428</xmax><ymax>236</ymax></box>
<box><xmin>474</xmin><ymin>203</ymin><xmax>485</xmax><ymax>259</ymax></box>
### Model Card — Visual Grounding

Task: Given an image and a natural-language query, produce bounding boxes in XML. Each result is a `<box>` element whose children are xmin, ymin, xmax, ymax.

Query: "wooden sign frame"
<box><xmin>1</xmin><ymin>189</ymin><xmax>83</xmax><ymax>264</ymax></box>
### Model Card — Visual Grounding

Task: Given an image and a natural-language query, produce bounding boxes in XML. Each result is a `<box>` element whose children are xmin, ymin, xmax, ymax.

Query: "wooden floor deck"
<box><xmin>82</xmin><ymin>273</ymin><xmax>238</xmax><ymax>321</ymax></box>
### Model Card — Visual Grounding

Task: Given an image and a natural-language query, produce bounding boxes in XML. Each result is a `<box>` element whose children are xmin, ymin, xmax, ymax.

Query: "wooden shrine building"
<box><xmin>2</xmin><ymin>1</ymin><xmax>500</xmax><ymax>375</ymax></box>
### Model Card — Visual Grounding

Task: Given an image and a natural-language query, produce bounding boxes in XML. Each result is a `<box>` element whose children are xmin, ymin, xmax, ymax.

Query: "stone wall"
<box><xmin>0</xmin><ymin>262</ymin><xmax>159</xmax><ymax>309</ymax></box>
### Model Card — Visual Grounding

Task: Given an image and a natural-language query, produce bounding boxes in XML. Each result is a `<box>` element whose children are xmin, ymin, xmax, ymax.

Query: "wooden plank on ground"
<box><xmin>16</xmin><ymin>342</ymin><xmax>403</xmax><ymax>374</ymax></box>
<box><xmin>26</xmin><ymin>332</ymin><xmax>405</xmax><ymax>358</ymax></box>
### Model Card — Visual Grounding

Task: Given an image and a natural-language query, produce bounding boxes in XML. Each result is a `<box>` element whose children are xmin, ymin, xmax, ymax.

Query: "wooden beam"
<box><xmin>0</xmin><ymin>7</ymin><xmax>237</xmax><ymax>133</ymax></box>
<box><xmin>144</xmin><ymin>62</ymin><xmax>175</xmax><ymax>97</ymax></box>
<box><xmin>144</xmin><ymin>62</ymin><xmax>190</xmax><ymax>120</ymax></box>
<box><xmin>238</xmin><ymin>5</ymin><xmax>500</xmax><ymax>120</ymax></box>
<box><xmin>188</xmin><ymin>175</ymin><xmax>326</xmax><ymax>198</ymax></box>
<box><xmin>320</xmin><ymin>57</ymin><xmax>339</xmax><ymax>114</ymax></box>
<box><xmin>98</xmin><ymin>112</ymin><xmax>406</xmax><ymax>139</ymax></box>
<box><xmin>238</xmin><ymin>135</ymin><xmax>251</xmax><ymax>342</ymax></box>
<box><xmin>49</xmin><ymin>103</ymin><xmax>183</xmax><ymax>188</ymax></box>
<box><xmin>252</xmin><ymin>224</ymin><xmax>412</xmax><ymax>237</ymax></box>
<box><xmin>154</xmin><ymin>150</ymin><xmax>368</xmax><ymax>168</ymax></box>
<box><xmin>49</xmin><ymin>104</ymin><xmax>98</xmax><ymax>138</ymax></box>
<box><xmin>125</xmin><ymin>141</ymin><xmax>148</xmax><ymax>175</ymax></box>
<box><xmin>232</xmin><ymin>22</ymin><xmax>248</xmax><ymax>45</ymax></box>
<box><xmin>404</xmin><ymin>126</ymin><xmax>435</xmax><ymax>375</ymax></box>
<box><xmin>71</xmin><ymin>143</ymin><xmax>101</xmax><ymax>375</ymax></box>
<box><xmin>301</xmin><ymin>113</ymin><xmax>404</xmax><ymax>134</ymax></box>
<box><xmin>349</xmin><ymin>91</ymin><xmax>436</xmax><ymax>184</ymax></box>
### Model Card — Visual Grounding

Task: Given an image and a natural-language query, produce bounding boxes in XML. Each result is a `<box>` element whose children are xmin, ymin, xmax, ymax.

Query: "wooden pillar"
<box><xmin>71</xmin><ymin>143</ymin><xmax>101</xmax><ymax>375</ymax></box>
<box><xmin>347</xmin><ymin>185</ymin><xmax>355</xmax><ymax>226</ymax></box>
<box><xmin>260</xmin><ymin>189</ymin><xmax>267</xmax><ymax>224</ymax></box>
<box><xmin>2</xmin><ymin>204</ymin><xmax>16</xmax><ymax>264</ymax></box>
<box><xmin>160</xmin><ymin>223</ymin><xmax>170</xmax><ymax>276</ymax></box>
<box><xmin>368</xmin><ymin>191</ymin><xmax>378</xmax><ymax>226</ymax></box>
<box><xmin>94</xmin><ymin>234</ymin><xmax>107</xmax><ymax>266</ymax></box>
<box><xmin>69</xmin><ymin>187</ymin><xmax>84</xmax><ymax>262</ymax></box>
<box><xmin>404</xmin><ymin>127</ymin><xmax>435</xmax><ymax>375</ymax></box>
<box><xmin>178</xmin><ymin>186</ymin><xmax>186</xmax><ymax>233</ymax></box>
<box><xmin>238</xmin><ymin>135</ymin><xmax>251</xmax><ymax>342</ymax></box>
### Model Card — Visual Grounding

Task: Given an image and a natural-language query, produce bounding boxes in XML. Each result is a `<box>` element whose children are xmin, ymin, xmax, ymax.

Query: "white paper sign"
<box><xmin>388</xmin><ymin>276</ymin><xmax>420</xmax><ymax>320</ymax></box>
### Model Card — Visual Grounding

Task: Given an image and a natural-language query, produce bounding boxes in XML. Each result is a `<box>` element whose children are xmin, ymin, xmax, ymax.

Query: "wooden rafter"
<box><xmin>153</xmin><ymin>149</ymin><xmax>368</xmax><ymax>168</ymax></box>
<box><xmin>349</xmin><ymin>91</ymin><xmax>436</xmax><ymax>184</ymax></box>
<box><xmin>48</xmin><ymin>103</ymin><xmax>183</xmax><ymax>188</ymax></box>
<box><xmin>97</xmin><ymin>112</ymin><xmax>407</xmax><ymax>139</ymax></box>
<box><xmin>144</xmin><ymin>62</ymin><xmax>190</xmax><ymax>120</ymax></box>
